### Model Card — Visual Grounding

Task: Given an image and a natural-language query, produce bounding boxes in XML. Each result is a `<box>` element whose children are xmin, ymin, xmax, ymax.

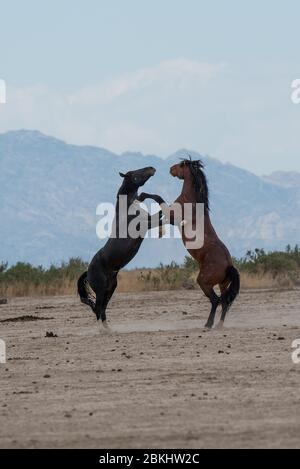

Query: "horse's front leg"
<box><xmin>137</xmin><ymin>192</ymin><xmax>166</xmax><ymax>205</ymax></box>
<box><xmin>138</xmin><ymin>193</ymin><xmax>176</xmax><ymax>226</ymax></box>
<box><xmin>147</xmin><ymin>210</ymin><xmax>164</xmax><ymax>230</ymax></box>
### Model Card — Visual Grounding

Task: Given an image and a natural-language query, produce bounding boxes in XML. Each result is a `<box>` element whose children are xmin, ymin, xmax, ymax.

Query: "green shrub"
<box><xmin>0</xmin><ymin>257</ymin><xmax>88</xmax><ymax>296</ymax></box>
<box><xmin>235</xmin><ymin>246</ymin><xmax>300</xmax><ymax>281</ymax></box>
<box><xmin>1</xmin><ymin>245</ymin><xmax>300</xmax><ymax>296</ymax></box>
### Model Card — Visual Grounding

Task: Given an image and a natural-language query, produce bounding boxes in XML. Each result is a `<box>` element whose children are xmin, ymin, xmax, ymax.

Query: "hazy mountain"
<box><xmin>263</xmin><ymin>171</ymin><xmax>300</xmax><ymax>189</ymax></box>
<box><xmin>0</xmin><ymin>130</ymin><xmax>299</xmax><ymax>267</ymax></box>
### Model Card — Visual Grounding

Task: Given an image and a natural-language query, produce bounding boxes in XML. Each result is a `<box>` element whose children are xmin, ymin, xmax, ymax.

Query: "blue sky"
<box><xmin>0</xmin><ymin>0</ymin><xmax>300</xmax><ymax>174</ymax></box>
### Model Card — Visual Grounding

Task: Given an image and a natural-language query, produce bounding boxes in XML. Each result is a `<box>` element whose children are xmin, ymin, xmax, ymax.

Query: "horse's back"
<box><xmin>88</xmin><ymin>237</ymin><xmax>143</xmax><ymax>275</ymax></box>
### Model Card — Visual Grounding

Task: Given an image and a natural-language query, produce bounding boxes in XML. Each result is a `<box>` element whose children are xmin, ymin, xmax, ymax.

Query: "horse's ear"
<box><xmin>119</xmin><ymin>172</ymin><xmax>126</xmax><ymax>178</ymax></box>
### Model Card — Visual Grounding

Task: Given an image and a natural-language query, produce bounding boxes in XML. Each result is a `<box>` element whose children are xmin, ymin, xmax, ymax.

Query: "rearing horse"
<box><xmin>138</xmin><ymin>158</ymin><xmax>240</xmax><ymax>329</ymax></box>
<box><xmin>77</xmin><ymin>166</ymin><xmax>163</xmax><ymax>331</ymax></box>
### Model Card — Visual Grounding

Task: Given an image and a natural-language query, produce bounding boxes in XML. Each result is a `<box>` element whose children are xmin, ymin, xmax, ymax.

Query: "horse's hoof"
<box><xmin>204</xmin><ymin>323</ymin><xmax>213</xmax><ymax>330</ymax></box>
<box><xmin>99</xmin><ymin>321</ymin><xmax>113</xmax><ymax>335</ymax></box>
<box><xmin>215</xmin><ymin>320</ymin><xmax>224</xmax><ymax>330</ymax></box>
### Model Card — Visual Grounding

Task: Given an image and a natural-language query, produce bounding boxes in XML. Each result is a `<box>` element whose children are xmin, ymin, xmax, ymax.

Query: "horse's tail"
<box><xmin>77</xmin><ymin>271</ymin><xmax>96</xmax><ymax>312</ymax></box>
<box><xmin>221</xmin><ymin>265</ymin><xmax>240</xmax><ymax>310</ymax></box>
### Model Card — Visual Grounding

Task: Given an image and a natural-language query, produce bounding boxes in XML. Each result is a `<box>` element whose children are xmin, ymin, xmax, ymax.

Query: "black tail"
<box><xmin>77</xmin><ymin>271</ymin><xmax>96</xmax><ymax>312</ymax></box>
<box><xmin>221</xmin><ymin>265</ymin><xmax>240</xmax><ymax>309</ymax></box>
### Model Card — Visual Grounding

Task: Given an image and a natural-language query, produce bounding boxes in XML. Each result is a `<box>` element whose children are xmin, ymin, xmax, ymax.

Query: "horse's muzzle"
<box><xmin>147</xmin><ymin>167</ymin><xmax>156</xmax><ymax>176</ymax></box>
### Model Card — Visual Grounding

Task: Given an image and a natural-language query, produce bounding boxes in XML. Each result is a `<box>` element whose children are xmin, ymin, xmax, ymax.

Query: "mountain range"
<box><xmin>0</xmin><ymin>129</ymin><xmax>299</xmax><ymax>267</ymax></box>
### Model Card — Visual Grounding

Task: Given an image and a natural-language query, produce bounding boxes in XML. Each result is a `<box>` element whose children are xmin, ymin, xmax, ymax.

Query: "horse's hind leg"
<box><xmin>100</xmin><ymin>275</ymin><xmax>118</xmax><ymax>329</ymax></box>
<box><xmin>94</xmin><ymin>286</ymin><xmax>107</xmax><ymax>322</ymax></box>
<box><xmin>88</xmin><ymin>268</ymin><xmax>110</xmax><ymax>326</ymax></box>
<box><xmin>197</xmin><ymin>274</ymin><xmax>219</xmax><ymax>329</ymax></box>
<box><xmin>94</xmin><ymin>292</ymin><xmax>114</xmax><ymax>334</ymax></box>
<box><xmin>205</xmin><ymin>290</ymin><xmax>220</xmax><ymax>329</ymax></box>
<box><xmin>216</xmin><ymin>282</ymin><xmax>230</xmax><ymax>329</ymax></box>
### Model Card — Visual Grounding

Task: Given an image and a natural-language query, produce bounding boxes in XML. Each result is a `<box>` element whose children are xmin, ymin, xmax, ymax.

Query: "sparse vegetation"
<box><xmin>140</xmin><ymin>261</ymin><xmax>191</xmax><ymax>290</ymax></box>
<box><xmin>233</xmin><ymin>245</ymin><xmax>300</xmax><ymax>287</ymax></box>
<box><xmin>0</xmin><ymin>258</ymin><xmax>88</xmax><ymax>297</ymax></box>
<box><xmin>1</xmin><ymin>246</ymin><xmax>299</xmax><ymax>297</ymax></box>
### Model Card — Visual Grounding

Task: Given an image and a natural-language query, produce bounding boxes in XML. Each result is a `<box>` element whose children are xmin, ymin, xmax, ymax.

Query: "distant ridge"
<box><xmin>0</xmin><ymin>130</ymin><xmax>299</xmax><ymax>267</ymax></box>
<box><xmin>263</xmin><ymin>170</ymin><xmax>300</xmax><ymax>189</ymax></box>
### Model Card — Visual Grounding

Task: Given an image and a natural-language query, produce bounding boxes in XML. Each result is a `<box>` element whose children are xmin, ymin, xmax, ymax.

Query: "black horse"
<box><xmin>77</xmin><ymin>166</ymin><xmax>162</xmax><ymax>331</ymax></box>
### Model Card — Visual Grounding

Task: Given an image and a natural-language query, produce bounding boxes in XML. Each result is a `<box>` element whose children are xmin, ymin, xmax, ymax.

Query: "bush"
<box><xmin>1</xmin><ymin>246</ymin><xmax>300</xmax><ymax>297</ymax></box>
<box><xmin>0</xmin><ymin>257</ymin><xmax>88</xmax><ymax>297</ymax></box>
<box><xmin>235</xmin><ymin>246</ymin><xmax>300</xmax><ymax>282</ymax></box>
<box><xmin>140</xmin><ymin>261</ymin><xmax>194</xmax><ymax>290</ymax></box>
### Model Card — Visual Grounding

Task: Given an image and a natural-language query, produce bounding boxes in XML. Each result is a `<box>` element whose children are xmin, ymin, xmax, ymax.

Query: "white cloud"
<box><xmin>69</xmin><ymin>58</ymin><xmax>224</xmax><ymax>106</ymax></box>
<box><xmin>0</xmin><ymin>58</ymin><xmax>224</xmax><ymax>154</ymax></box>
<box><xmin>0</xmin><ymin>58</ymin><xmax>298</xmax><ymax>174</ymax></box>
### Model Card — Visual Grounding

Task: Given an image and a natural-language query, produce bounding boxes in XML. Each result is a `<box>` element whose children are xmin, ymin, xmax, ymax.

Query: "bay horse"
<box><xmin>138</xmin><ymin>158</ymin><xmax>240</xmax><ymax>329</ymax></box>
<box><xmin>77</xmin><ymin>166</ymin><xmax>162</xmax><ymax>331</ymax></box>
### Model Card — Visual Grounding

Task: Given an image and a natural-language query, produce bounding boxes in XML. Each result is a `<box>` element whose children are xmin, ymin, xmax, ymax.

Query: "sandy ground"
<box><xmin>0</xmin><ymin>288</ymin><xmax>299</xmax><ymax>449</ymax></box>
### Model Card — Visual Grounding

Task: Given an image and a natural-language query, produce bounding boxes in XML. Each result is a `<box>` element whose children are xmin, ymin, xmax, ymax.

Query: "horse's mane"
<box><xmin>181</xmin><ymin>156</ymin><xmax>210</xmax><ymax>211</ymax></box>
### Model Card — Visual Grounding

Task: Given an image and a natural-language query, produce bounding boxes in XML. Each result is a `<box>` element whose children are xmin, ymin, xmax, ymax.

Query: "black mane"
<box><xmin>181</xmin><ymin>157</ymin><xmax>210</xmax><ymax>210</ymax></box>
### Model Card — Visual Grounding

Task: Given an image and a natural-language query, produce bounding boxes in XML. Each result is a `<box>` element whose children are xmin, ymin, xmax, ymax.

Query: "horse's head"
<box><xmin>170</xmin><ymin>158</ymin><xmax>209</xmax><ymax>208</ymax></box>
<box><xmin>170</xmin><ymin>160</ymin><xmax>192</xmax><ymax>179</ymax></box>
<box><xmin>170</xmin><ymin>158</ymin><xmax>204</xmax><ymax>180</ymax></box>
<box><xmin>119</xmin><ymin>166</ymin><xmax>156</xmax><ymax>189</ymax></box>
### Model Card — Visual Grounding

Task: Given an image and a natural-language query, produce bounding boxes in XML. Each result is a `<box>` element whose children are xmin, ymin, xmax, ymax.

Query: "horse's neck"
<box><xmin>117</xmin><ymin>182</ymin><xmax>137</xmax><ymax>206</ymax></box>
<box><xmin>178</xmin><ymin>171</ymin><xmax>213</xmax><ymax>227</ymax></box>
<box><xmin>117</xmin><ymin>188</ymin><xmax>137</xmax><ymax>208</ymax></box>
<box><xmin>180</xmin><ymin>172</ymin><xmax>197</xmax><ymax>203</ymax></box>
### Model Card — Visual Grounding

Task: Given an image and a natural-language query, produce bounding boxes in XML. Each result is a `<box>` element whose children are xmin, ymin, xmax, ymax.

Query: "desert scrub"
<box><xmin>140</xmin><ymin>260</ymin><xmax>195</xmax><ymax>291</ymax></box>
<box><xmin>235</xmin><ymin>247</ymin><xmax>300</xmax><ymax>283</ymax></box>
<box><xmin>0</xmin><ymin>257</ymin><xmax>88</xmax><ymax>297</ymax></box>
<box><xmin>1</xmin><ymin>246</ymin><xmax>300</xmax><ymax>297</ymax></box>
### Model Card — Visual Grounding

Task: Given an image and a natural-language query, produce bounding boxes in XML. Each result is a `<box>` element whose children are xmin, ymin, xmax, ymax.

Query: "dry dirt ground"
<box><xmin>0</xmin><ymin>288</ymin><xmax>299</xmax><ymax>449</ymax></box>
